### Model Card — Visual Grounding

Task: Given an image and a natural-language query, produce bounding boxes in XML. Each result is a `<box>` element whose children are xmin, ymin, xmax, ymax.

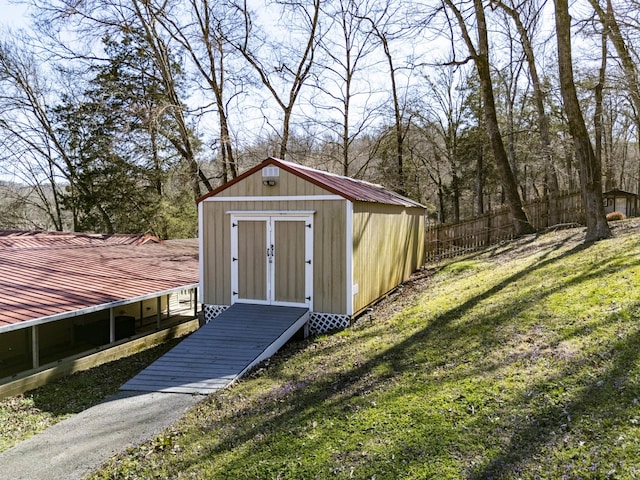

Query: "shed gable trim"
<box><xmin>197</xmin><ymin>158</ymin><xmax>341</xmax><ymax>203</ymax></box>
<box><xmin>203</xmin><ymin>195</ymin><xmax>343</xmax><ymax>202</ymax></box>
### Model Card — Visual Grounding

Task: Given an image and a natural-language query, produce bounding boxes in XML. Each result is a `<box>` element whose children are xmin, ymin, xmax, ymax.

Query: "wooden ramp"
<box><xmin>120</xmin><ymin>304</ymin><xmax>309</xmax><ymax>394</ymax></box>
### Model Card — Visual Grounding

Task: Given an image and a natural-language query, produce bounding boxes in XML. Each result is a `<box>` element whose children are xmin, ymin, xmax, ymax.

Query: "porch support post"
<box><xmin>193</xmin><ymin>287</ymin><xmax>198</xmax><ymax>318</ymax></box>
<box><xmin>31</xmin><ymin>326</ymin><xmax>40</xmax><ymax>369</ymax></box>
<box><xmin>109</xmin><ymin>308</ymin><xmax>115</xmax><ymax>343</ymax></box>
<box><xmin>157</xmin><ymin>297</ymin><xmax>161</xmax><ymax>329</ymax></box>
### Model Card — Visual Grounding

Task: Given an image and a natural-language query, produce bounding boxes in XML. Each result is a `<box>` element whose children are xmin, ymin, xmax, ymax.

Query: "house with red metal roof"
<box><xmin>197</xmin><ymin>157</ymin><xmax>426</xmax><ymax>333</ymax></box>
<box><xmin>0</xmin><ymin>231</ymin><xmax>199</xmax><ymax>396</ymax></box>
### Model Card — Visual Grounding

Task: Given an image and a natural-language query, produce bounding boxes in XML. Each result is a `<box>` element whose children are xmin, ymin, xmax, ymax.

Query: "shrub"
<box><xmin>606</xmin><ymin>211</ymin><xmax>626</xmax><ymax>221</ymax></box>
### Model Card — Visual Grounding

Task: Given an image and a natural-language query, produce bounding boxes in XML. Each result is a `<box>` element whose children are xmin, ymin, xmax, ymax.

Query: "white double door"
<box><xmin>230</xmin><ymin>214</ymin><xmax>313</xmax><ymax>308</ymax></box>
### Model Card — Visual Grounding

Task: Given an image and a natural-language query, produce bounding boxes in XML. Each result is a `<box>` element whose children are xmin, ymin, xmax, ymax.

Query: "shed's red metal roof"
<box><xmin>0</xmin><ymin>231</ymin><xmax>198</xmax><ymax>331</ymax></box>
<box><xmin>198</xmin><ymin>157</ymin><xmax>426</xmax><ymax>208</ymax></box>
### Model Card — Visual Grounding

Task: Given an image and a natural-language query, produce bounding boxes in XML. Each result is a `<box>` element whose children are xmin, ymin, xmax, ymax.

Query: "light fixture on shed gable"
<box><xmin>262</xmin><ymin>166</ymin><xmax>279</xmax><ymax>186</ymax></box>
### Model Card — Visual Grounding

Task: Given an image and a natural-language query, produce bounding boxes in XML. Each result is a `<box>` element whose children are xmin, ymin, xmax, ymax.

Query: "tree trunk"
<box><xmin>472</xmin><ymin>0</ymin><xmax>534</xmax><ymax>235</ymax></box>
<box><xmin>554</xmin><ymin>0</ymin><xmax>611</xmax><ymax>241</ymax></box>
<box><xmin>443</xmin><ymin>0</ymin><xmax>533</xmax><ymax>235</ymax></box>
<box><xmin>588</xmin><ymin>0</ymin><xmax>640</xmax><ymax>138</ymax></box>
<box><xmin>438</xmin><ymin>181</ymin><xmax>446</xmax><ymax>224</ymax></box>
<box><xmin>375</xmin><ymin>25</ymin><xmax>405</xmax><ymax>195</ymax></box>
<box><xmin>451</xmin><ymin>172</ymin><xmax>461</xmax><ymax>223</ymax></box>
<box><xmin>594</xmin><ymin>25</ymin><xmax>610</xmax><ymax>190</ymax></box>
<box><xmin>492</xmin><ymin>0</ymin><xmax>561</xmax><ymax>225</ymax></box>
<box><xmin>476</xmin><ymin>148</ymin><xmax>484</xmax><ymax>215</ymax></box>
<box><xmin>132</xmin><ymin>0</ymin><xmax>212</xmax><ymax>200</ymax></box>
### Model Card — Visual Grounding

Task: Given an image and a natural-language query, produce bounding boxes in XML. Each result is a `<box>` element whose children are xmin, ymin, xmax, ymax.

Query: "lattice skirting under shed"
<box><xmin>203</xmin><ymin>305</ymin><xmax>349</xmax><ymax>334</ymax></box>
<box><xmin>204</xmin><ymin>304</ymin><xmax>229</xmax><ymax>323</ymax></box>
<box><xmin>309</xmin><ymin>312</ymin><xmax>350</xmax><ymax>334</ymax></box>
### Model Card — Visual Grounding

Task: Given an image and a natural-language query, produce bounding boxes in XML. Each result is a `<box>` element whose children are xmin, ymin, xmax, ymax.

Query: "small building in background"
<box><xmin>603</xmin><ymin>188</ymin><xmax>639</xmax><ymax>218</ymax></box>
<box><xmin>0</xmin><ymin>231</ymin><xmax>199</xmax><ymax>397</ymax></box>
<box><xmin>197</xmin><ymin>157</ymin><xmax>426</xmax><ymax>333</ymax></box>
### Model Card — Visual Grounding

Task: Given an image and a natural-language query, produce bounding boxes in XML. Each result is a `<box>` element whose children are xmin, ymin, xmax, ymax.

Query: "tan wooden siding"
<box><xmin>274</xmin><ymin>221</ymin><xmax>305</xmax><ymax>303</ymax></box>
<box><xmin>238</xmin><ymin>220</ymin><xmax>267</xmax><ymax>301</ymax></box>
<box><xmin>201</xmin><ymin>199</ymin><xmax>347</xmax><ymax>313</ymax></box>
<box><xmin>313</xmin><ymin>202</ymin><xmax>347</xmax><ymax>313</ymax></box>
<box><xmin>352</xmin><ymin>203</ymin><xmax>425</xmax><ymax>314</ymax></box>
<box><xmin>222</xmin><ymin>168</ymin><xmax>331</xmax><ymax>197</ymax></box>
<box><xmin>201</xmin><ymin>200</ymin><xmax>231</xmax><ymax>305</ymax></box>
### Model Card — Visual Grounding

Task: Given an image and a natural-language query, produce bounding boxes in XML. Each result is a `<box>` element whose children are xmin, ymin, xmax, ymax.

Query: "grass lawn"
<box><xmin>5</xmin><ymin>221</ymin><xmax>640</xmax><ymax>479</ymax></box>
<box><xmin>88</xmin><ymin>221</ymin><xmax>640</xmax><ymax>479</ymax></box>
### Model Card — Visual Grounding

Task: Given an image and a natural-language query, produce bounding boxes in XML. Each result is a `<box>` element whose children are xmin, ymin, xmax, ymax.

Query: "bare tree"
<box><xmin>357</xmin><ymin>2</ymin><xmax>416</xmax><ymax>195</ymax></box>
<box><xmin>442</xmin><ymin>0</ymin><xmax>534</xmax><ymax>235</ymax></box>
<box><xmin>588</xmin><ymin>0</ymin><xmax>640</xmax><ymax>194</ymax></box>
<box><xmin>315</xmin><ymin>0</ymin><xmax>380</xmax><ymax>177</ymax></box>
<box><xmin>130</xmin><ymin>0</ymin><xmax>213</xmax><ymax>198</ymax></box>
<box><xmin>593</xmin><ymin>7</ymin><xmax>610</xmax><ymax>189</ymax></box>
<box><xmin>0</xmin><ymin>36</ymin><xmax>73</xmax><ymax>231</ymax></box>
<box><xmin>491</xmin><ymin>0</ymin><xmax>561</xmax><ymax>224</ymax></box>
<box><xmin>554</xmin><ymin>0</ymin><xmax>611</xmax><ymax>241</ymax></box>
<box><xmin>233</xmin><ymin>0</ymin><xmax>320</xmax><ymax>160</ymax></box>
<box><xmin>416</xmin><ymin>66</ymin><xmax>469</xmax><ymax>222</ymax></box>
<box><xmin>147</xmin><ymin>0</ymin><xmax>240</xmax><ymax>182</ymax></box>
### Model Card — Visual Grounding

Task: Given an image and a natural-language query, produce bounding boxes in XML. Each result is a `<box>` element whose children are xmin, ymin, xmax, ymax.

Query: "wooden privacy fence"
<box><xmin>425</xmin><ymin>192</ymin><xmax>584</xmax><ymax>262</ymax></box>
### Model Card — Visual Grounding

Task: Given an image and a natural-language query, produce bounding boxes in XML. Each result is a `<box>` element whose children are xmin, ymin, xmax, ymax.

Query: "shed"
<box><xmin>197</xmin><ymin>157</ymin><xmax>426</xmax><ymax>333</ymax></box>
<box><xmin>603</xmin><ymin>188</ymin><xmax>638</xmax><ymax>218</ymax></box>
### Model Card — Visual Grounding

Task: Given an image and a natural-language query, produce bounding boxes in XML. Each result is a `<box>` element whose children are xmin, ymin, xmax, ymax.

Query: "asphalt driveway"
<box><xmin>0</xmin><ymin>390</ymin><xmax>202</xmax><ymax>480</ymax></box>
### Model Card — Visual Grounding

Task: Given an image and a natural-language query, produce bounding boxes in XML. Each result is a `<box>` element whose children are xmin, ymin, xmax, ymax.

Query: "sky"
<box><xmin>0</xmin><ymin>0</ymin><xmax>28</xmax><ymax>29</ymax></box>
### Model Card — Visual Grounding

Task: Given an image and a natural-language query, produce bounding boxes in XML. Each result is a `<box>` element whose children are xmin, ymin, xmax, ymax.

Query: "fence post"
<box><xmin>486</xmin><ymin>214</ymin><xmax>491</xmax><ymax>245</ymax></box>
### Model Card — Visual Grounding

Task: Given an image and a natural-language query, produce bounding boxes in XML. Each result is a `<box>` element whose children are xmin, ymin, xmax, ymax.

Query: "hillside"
<box><xmin>86</xmin><ymin>220</ymin><xmax>640</xmax><ymax>479</ymax></box>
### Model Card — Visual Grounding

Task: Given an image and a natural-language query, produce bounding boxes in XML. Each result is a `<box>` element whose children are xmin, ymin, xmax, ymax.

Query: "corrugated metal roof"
<box><xmin>198</xmin><ymin>157</ymin><xmax>426</xmax><ymax>208</ymax></box>
<box><xmin>0</xmin><ymin>231</ymin><xmax>198</xmax><ymax>331</ymax></box>
<box><xmin>0</xmin><ymin>230</ymin><xmax>161</xmax><ymax>249</ymax></box>
<box><xmin>603</xmin><ymin>188</ymin><xmax>638</xmax><ymax>197</ymax></box>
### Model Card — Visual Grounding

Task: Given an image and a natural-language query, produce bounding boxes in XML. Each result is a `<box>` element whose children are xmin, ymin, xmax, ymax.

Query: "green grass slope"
<box><xmin>40</xmin><ymin>223</ymin><xmax>640</xmax><ymax>478</ymax></box>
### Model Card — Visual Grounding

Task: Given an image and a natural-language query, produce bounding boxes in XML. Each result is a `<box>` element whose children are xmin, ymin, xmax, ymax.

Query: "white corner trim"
<box><xmin>198</xmin><ymin>200</ymin><xmax>204</xmax><ymax>305</ymax></box>
<box><xmin>346</xmin><ymin>200</ymin><xmax>354</xmax><ymax>316</ymax></box>
<box><xmin>304</xmin><ymin>214</ymin><xmax>314</xmax><ymax>312</ymax></box>
<box><xmin>229</xmin><ymin>215</ymin><xmax>240</xmax><ymax>305</ymax></box>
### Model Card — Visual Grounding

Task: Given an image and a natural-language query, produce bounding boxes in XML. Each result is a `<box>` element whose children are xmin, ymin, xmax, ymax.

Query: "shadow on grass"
<box><xmin>468</xmin><ymin>314</ymin><xmax>640</xmax><ymax>479</ymax></box>
<box><xmin>95</xmin><ymin>234</ymin><xmax>640</xmax><ymax>479</ymax></box>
